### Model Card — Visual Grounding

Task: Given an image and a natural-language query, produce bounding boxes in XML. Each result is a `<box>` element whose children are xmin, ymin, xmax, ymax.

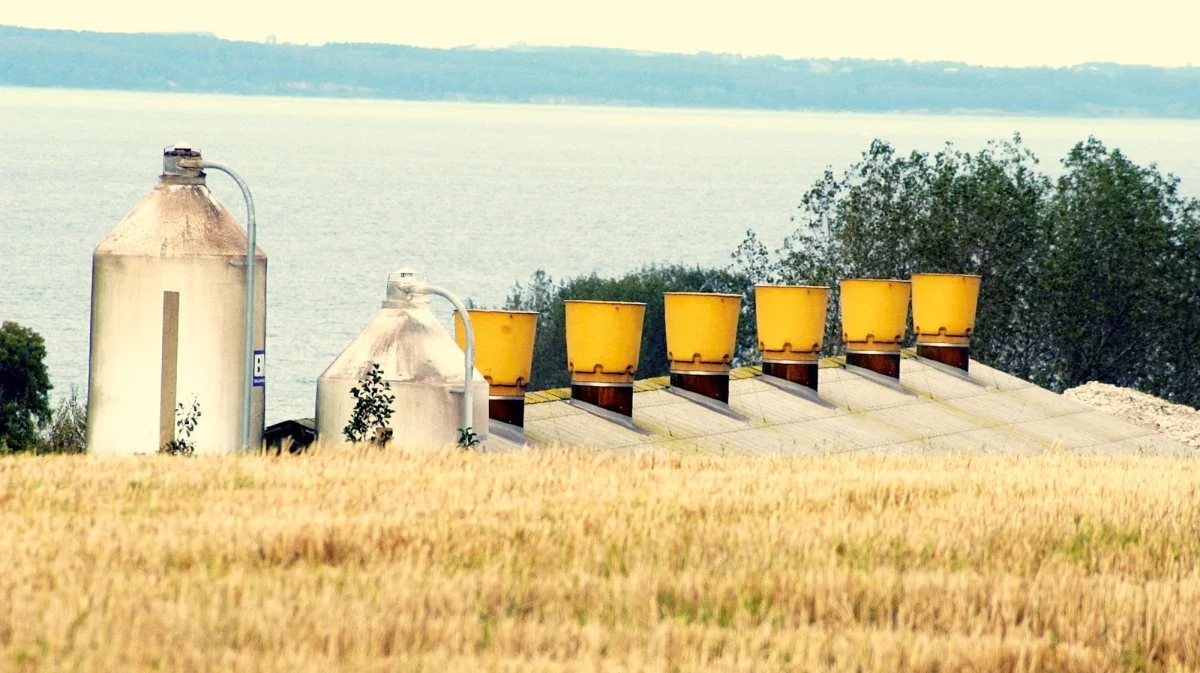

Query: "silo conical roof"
<box><xmin>96</xmin><ymin>182</ymin><xmax>265</xmax><ymax>259</ymax></box>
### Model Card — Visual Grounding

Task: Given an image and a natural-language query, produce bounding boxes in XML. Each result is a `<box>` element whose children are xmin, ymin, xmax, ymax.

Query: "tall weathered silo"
<box><xmin>86</xmin><ymin>144</ymin><xmax>267</xmax><ymax>455</ymax></box>
<box><xmin>316</xmin><ymin>270</ymin><xmax>489</xmax><ymax>450</ymax></box>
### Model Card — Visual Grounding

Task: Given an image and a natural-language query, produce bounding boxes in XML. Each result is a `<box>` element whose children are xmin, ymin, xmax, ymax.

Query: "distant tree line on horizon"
<box><xmin>2</xmin><ymin>25</ymin><xmax>1200</xmax><ymax>117</ymax></box>
<box><xmin>505</xmin><ymin>135</ymin><xmax>1200</xmax><ymax>409</ymax></box>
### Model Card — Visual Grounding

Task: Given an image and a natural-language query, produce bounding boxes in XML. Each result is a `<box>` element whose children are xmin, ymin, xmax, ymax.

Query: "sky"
<box><xmin>2</xmin><ymin>0</ymin><xmax>1198</xmax><ymax>68</ymax></box>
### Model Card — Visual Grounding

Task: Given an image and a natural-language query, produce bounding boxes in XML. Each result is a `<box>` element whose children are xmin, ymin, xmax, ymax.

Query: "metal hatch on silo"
<box><xmin>315</xmin><ymin>270</ymin><xmax>489</xmax><ymax>450</ymax></box>
<box><xmin>86</xmin><ymin>144</ymin><xmax>267</xmax><ymax>455</ymax></box>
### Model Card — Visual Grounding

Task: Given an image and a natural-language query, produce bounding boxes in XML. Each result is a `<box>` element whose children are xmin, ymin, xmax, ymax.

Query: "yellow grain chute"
<box><xmin>839</xmin><ymin>279</ymin><xmax>911</xmax><ymax>379</ymax></box>
<box><xmin>911</xmin><ymin>273</ymin><xmax>981</xmax><ymax>372</ymax></box>
<box><xmin>754</xmin><ymin>285</ymin><xmax>829</xmax><ymax>390</ymax></box>
<box><xmin>664</xmin><ymin>292</ymin><xmax>741</xmax><ymax>403</ymax></box>
<box><xmin>565</xmin><ymin>300</ymin><xmax>646</xmax><ymax>417</ymax></box>
<box><xmin>455</xmin><ymin>309</ymin><xmax>539</xmax><ymax>427</ymax></box>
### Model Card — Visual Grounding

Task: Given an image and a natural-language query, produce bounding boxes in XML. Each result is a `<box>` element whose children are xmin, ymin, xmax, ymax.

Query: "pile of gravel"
<box><xmin>1064</xmin><ymin>382</ymin><xmax>1200</xmax><ymax>449</ymax></box>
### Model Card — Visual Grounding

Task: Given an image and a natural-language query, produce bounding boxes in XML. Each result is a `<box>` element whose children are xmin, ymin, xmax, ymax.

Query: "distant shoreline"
<box><xmin>5</xmin><ymin>84</ymin><xmax>1200</xmax><ymax>123</ymax></box>
<box><xmin>3</xmin><ymin>25</ymin><xmax>1199</xmax><ymax>120</ymax></box>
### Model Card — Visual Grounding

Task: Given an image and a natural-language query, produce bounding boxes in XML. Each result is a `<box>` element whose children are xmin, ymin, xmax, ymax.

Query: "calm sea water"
<box><xmin>2</xmin><ymin>87</ymin><xmax>1199</xmax><ymax>424</ymax></box>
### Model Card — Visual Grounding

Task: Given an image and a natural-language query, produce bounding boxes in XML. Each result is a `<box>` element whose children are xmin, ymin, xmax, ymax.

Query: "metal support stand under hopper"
<box><xmin>761</xmin><ymin>361</ymin><xmax>821</xmax><ymax>390</ymax></box>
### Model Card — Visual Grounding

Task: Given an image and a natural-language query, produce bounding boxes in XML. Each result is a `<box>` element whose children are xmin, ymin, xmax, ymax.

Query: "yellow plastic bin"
<box><xmin>755</xmin><ymin>285</ymin><xmax>829</xmax><ymax>363</ymax></box>
<box><xmin>664</xmin><ymin>292</ymin><xmax>741</xmax><ymax>373</ymax></box>
<box><xmin>911</xmin><ymin>273</ymin><xmax>981</xmax><ymax>346</ymax></box>
<box><xmin>565</xmin><ymin>300</ymin><xmax>646</xmax><ymax>384</ymax></box>
<box><xmin>454</xmin><ymin>309</ymin><xmax>539</xmax><ymax>397</ymax></box>
<box><xmin>839</xmin><ymin>279</ymin><xmax>911</xmax><ymax>353</ymax></box>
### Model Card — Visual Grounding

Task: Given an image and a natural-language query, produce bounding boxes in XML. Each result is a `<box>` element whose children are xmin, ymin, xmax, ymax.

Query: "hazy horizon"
<box><xmin>6</xmin><ymin>21</ymin><xmax>1200</xmax><ymax>72</ymax></box>
<box><xmin>2</xmin><ymin>1</ymin><xmax>1198</xmax><ymax>68</ymax></box>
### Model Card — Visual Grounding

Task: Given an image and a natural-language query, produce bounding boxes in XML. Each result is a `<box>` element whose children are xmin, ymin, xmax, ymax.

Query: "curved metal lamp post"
<box><xmin>179</xmin><ymin>156</ymin><xmax>258</xmax><ymax>452</ymax></box>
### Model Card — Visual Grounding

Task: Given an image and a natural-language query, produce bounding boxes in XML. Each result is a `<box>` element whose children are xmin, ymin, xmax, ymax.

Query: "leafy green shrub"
<box><xmin>457</xmin><ymin>426</ymin><xmax>479</xmax><ymax>450</ymax></box>
<box><xmin>0</xmin><ymin>321</ymin><xmax>52</xmax><ymax>452</ymax></box>
<box><xmin>160</xmin><ymin>399</ymin><xmax>201</xmax><ymax>456</ymax></box>
<box><xmin>40</xmin><ymin>385</ymin><xmax>86</xmax><ymax>454</ymax></box>
<box><xmin>344</xmin><ymin>363</ymin><xmax>395</xmax><ymax>445</ymax></box>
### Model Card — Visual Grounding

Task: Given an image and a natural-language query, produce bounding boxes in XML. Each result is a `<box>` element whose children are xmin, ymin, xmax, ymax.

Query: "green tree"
<box><xmin>343</xmin><ymin>363</ymin><xmax>395</xmax><ymax>445</ymax></box>
<box><xmin>504</xmin><ymin>265</ymin><xmax>753</xmax><ymax>391</ymax></box>
<box><xmin>733</xmin><ymin>134</ymin><xmax>1200</xmax><ymax>406</ymax></box>
<box><xmin>733</xmin><ymin>135</ymin><xmax>1053</xmax><ymax>378</ymax></box>
<box><xmin>1165</xmin><ymin>206</ymin><xmax>1200</xmax><ymax>405</ymax></box>
<box><xmin>1042</xmin><ymin>138</ymin><xmax>1200</xmax><ymax>400</ymax></box>
<box><xmin>0</xmin><ymin>321</ymin><xmax>53</xmax><ymax>452</ymax></box>
<box><xmin>41</xmin><ymin>385</ymin><xmax>87</xmax><ymax>454</ymax></box>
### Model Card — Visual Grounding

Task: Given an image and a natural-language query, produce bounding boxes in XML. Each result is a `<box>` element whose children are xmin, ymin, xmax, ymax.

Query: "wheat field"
<box><xmin>1</xmin><ymin>447</ymin><xmax>1198</xmax><ymax>672</ymax></box>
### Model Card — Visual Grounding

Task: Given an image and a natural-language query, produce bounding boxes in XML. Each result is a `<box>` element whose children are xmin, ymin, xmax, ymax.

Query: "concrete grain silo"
<box><xmin>86</xmin><ymin>144</ymin><xmax>267</xmax><ymax>455</ymax></box>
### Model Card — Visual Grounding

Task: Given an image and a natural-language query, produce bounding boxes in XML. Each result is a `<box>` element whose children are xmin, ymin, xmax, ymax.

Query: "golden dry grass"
<box><xmin>2</xmin><ymin>447</ymin><xmax>1199</xmax><ymax>672</ymax></box>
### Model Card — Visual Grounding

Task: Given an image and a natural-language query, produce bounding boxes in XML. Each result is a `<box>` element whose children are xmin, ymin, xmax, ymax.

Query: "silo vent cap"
<box><xmin>162</xmin><ymin>142</ymin><xmax>204</xmax><ymax>180</ymax></box>
<box><xmin>384</xmin><ymin>268</ymin><xmax>429</xmax><ymax>307</ymax></box>
<box><xmin>164</xmin><ymin>142</ymin><xmax>201</xmax><ymax>157</ymax></box>
<box><xmin>389</xmin><ymin>267</ymin><xmax>425</xmax><ymax>283</ymax></box>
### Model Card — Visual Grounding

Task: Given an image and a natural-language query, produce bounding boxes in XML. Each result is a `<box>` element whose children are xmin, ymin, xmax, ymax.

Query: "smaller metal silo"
<box><xmin>316</xmin><ymin>271</ymin><xmax>489</xmax><ymax>450</ymax></box>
